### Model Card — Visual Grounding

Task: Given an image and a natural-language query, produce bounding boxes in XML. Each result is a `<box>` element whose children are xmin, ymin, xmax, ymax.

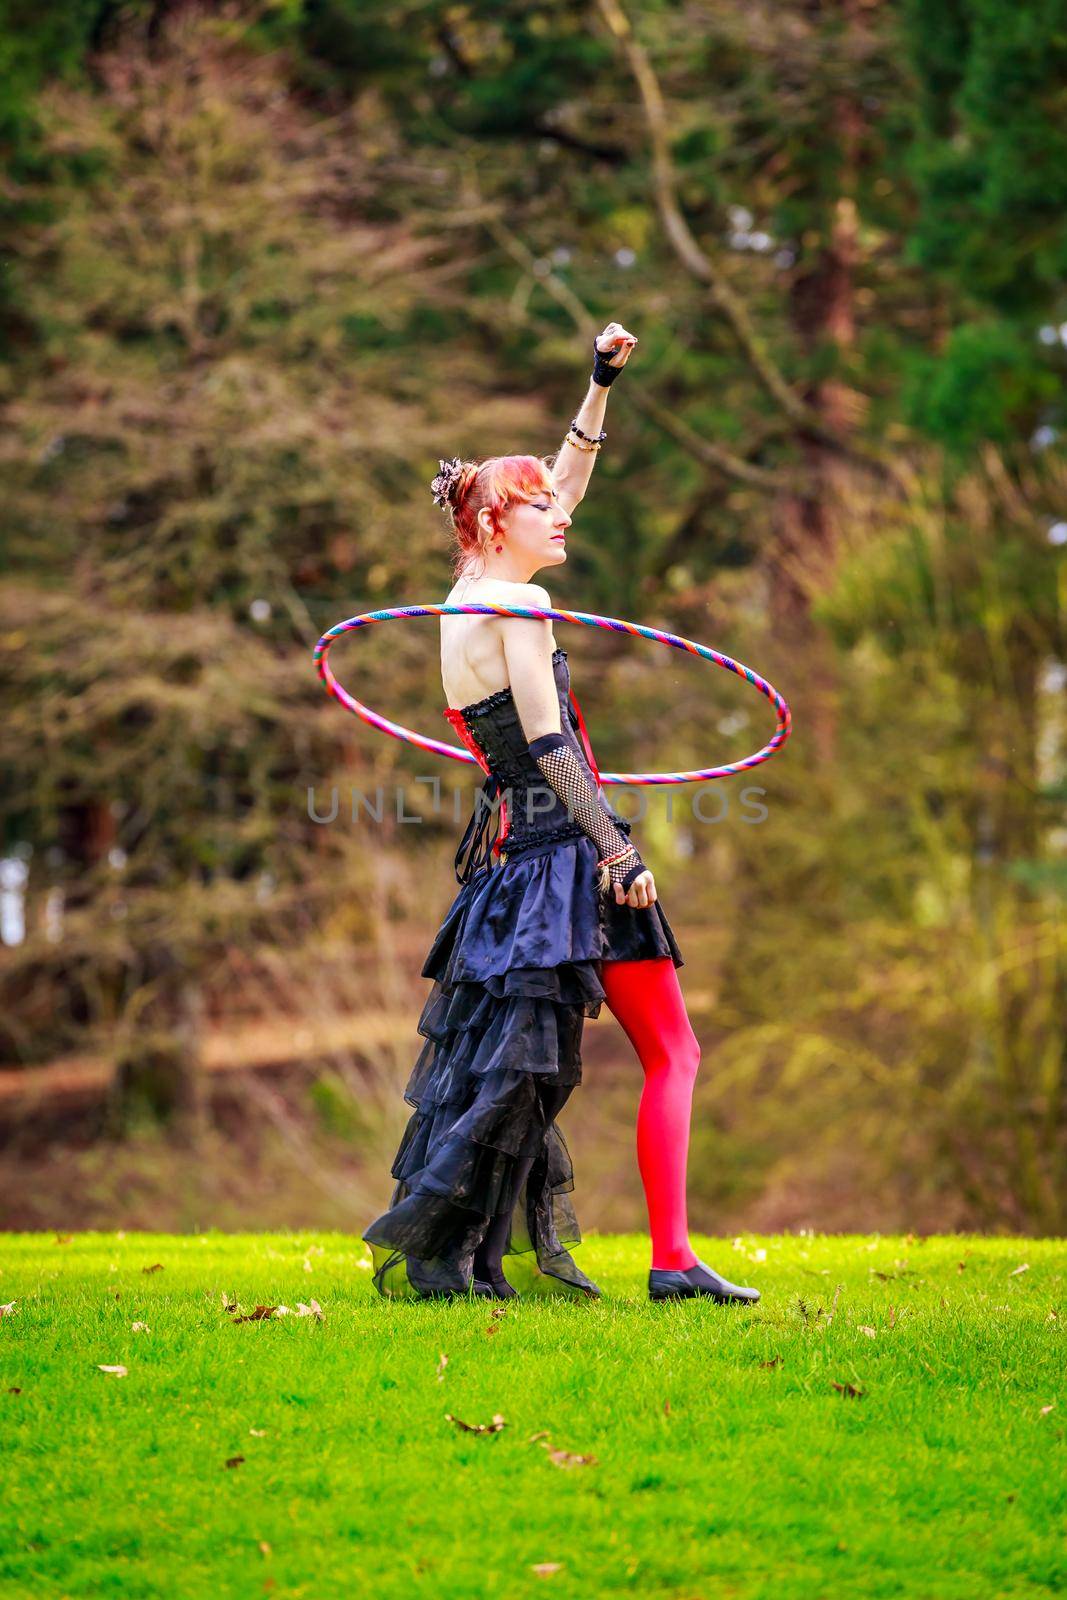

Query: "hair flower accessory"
<box><xmin>430</xmin><ymin>457</ymin><xmax>466</xmax><ymax>508</ymax></box>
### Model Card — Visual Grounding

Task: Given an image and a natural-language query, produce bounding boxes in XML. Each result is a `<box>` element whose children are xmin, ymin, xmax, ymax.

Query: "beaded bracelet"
<box><xmin>570</xmin><ymin>418</ymin><xmax>607</xmax><ymax>445</ymax></box>
<box><xmin>565</xmin><ymin>430</ymin><xmax>602</xmax><ymax>453</ymax></box>
<box><xmin>599</xmin><ymin>844</ymin><xmax>638</xmax><ymax>868</ymax></box>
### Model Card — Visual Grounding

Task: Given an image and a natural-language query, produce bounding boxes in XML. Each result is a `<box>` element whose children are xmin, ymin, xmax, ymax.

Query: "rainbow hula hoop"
<box><xmin>312</xmin><ymin>605</ymin><xmax>791</xmax><ymax>785</ymax></box>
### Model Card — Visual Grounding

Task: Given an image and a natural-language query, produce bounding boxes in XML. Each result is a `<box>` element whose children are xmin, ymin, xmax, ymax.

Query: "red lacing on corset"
<box><xmin>443</xmin><ymin>707</ymin><xmax>510</xmax><ymax>857</ymax></box>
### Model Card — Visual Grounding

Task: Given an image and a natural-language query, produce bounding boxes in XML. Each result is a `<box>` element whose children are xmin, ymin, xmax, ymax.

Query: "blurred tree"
<box><xmin>0</xmin><ymin>0</ymin><xmax>1063</xmax><ymax>1227</ymax></box>
<box><xmin>901</xmin><ymin>0</ymin><xmax>1067</xmax><ymax>452</ymax></box>
<box><xmin>0</xmin><ymin>10</ymin><xmax>520</xmax><ymax>1110</ymax></box>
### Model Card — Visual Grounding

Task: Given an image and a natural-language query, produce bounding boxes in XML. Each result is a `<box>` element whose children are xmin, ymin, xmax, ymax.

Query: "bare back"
<box><xmin>441</xmin><ymin>574</ymin><xmax>558</xmax><ymax>710</ymax></box>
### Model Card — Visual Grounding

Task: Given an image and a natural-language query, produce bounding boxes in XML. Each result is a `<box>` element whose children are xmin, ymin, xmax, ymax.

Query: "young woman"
<box><xmin>362</xmin><ymin>324</ymin><xmax>760</xmax><ymax>1307</ymax></box>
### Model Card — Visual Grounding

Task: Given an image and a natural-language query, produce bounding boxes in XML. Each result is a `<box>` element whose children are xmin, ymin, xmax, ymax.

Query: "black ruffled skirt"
<box><xmin>362</xmin><ymin>834</ymin><xmax>684</xmax><ymax>1299</ymax></box>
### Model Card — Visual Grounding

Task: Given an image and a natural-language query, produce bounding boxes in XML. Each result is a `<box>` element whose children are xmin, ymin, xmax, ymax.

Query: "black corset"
<box><xmin>448</xmin><ymin>648</ymin><xmax>632</xmax><ymax>885</ymax></box>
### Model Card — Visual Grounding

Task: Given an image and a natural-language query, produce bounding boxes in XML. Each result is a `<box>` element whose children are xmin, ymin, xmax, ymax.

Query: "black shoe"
<box><xmin>471</xmin><ymin>1273</ymin><xmax>519</xmax><ymax>1300</ymax></box>
<box><xmin>648</xmin><ymin>1258</ymin><xmax>760</xmax><ymax>1304</ymax></box>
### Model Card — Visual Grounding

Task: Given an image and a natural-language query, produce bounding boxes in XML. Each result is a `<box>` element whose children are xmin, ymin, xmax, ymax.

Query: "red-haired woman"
<box><xmin>362</xmin><ymin>324</ymin><xmax>760</xmax><ymax>1308</ymax></box>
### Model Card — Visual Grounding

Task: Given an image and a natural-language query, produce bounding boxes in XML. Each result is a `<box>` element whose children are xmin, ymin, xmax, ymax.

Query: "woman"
<box><xmin>362</xmin><ymin>323</ymin><xmax>760</xmax><ymax>1307</ymax></box>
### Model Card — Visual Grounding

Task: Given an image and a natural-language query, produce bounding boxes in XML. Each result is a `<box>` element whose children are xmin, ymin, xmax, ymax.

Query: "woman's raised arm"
<box><xmin>551</xmin><ymin>321</ymin><xmax>637</xmax><ymax>516</ymax></box>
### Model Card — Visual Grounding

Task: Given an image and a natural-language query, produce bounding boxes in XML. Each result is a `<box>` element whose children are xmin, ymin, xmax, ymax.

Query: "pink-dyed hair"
<box><xmin>444</xmin><ymin>454</ymin><xmax>556</xmax><ymax>578</ymax></box>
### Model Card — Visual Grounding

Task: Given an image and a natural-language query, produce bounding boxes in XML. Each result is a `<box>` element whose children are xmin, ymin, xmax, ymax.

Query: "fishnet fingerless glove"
<box><xmin>528</xmin><ymin>732</ymin><xmax>646</xmax><ymax>894</ymax></box>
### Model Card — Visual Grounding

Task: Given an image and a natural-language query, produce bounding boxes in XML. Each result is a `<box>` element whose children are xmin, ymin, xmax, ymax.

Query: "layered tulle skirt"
<box><xmin>362</xmin><ymin>834</ymin><xmax>683</xmax><ymax>1299</ymax></box>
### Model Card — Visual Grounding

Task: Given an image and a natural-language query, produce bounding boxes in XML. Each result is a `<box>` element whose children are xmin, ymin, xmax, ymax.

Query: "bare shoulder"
<box><xmin>477</xmin><ymin>578</ymin><xmax>551</xmax><ymax>608</ymax></box>
<box><xmin>461</xmin><ymin>577</ymin><xmax>552</xmax><ymax>617</ymax></box>
<box><xmin>489</xmin><ymin>579</ymin><xmax>553</xmax><ymax>624</ymax></box>
<box><xmin>455</xmin><ymin>576</ymin><xmax>549</xmax><ymax>602</ymax></box>
<box><xmin>495</xmin><ymin>581</ymin><xmax>557</xmax><ymax>662</ymax></box>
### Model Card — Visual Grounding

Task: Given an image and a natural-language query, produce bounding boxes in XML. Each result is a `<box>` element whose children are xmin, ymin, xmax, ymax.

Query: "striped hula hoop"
<box><xmin>312</xmin><ymin>604</ymin><xmax>791</xmax><ymax>785</ymax></box>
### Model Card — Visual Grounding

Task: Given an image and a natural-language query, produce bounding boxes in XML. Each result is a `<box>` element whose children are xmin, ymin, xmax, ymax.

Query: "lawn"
<box><xmin>0</xmin><ymin>1230</ymin><xmax>1063</xmax><ymax>1598</ymax></box>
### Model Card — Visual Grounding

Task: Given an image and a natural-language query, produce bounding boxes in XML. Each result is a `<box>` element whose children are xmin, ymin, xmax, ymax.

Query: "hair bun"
<box><xmin>430</xmin><ymin>456</ymin><xmax>475</xmax><ymax>509</ymax></box>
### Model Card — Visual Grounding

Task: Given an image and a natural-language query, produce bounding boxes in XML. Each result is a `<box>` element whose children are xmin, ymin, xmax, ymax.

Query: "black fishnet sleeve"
<box><xmin>528</xmin><ymin>732</ymin><xmax>646</xmax><ymax>894</ymax></box>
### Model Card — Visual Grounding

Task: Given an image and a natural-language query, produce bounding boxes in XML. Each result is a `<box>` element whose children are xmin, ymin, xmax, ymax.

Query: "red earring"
<box><xmin>495</xmin><ymin>544</ymin><xmax>503</xmax><ymax>553</ymax></box>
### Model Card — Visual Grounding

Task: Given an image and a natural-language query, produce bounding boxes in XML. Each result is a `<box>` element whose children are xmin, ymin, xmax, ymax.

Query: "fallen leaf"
<box><xmin>142</xmin><ymin>1263</ymin><xmax>164</xmax><ymax>1275</ymax></box>
<box><xmin>224</xmin><ymin>1455</ymin><xmax>245</xmax><ymax>1469</ymax></box>
<box><xmin>1039</xmin><ymin>1403</ymin><xmax>1056</xmax><ymax>1417</ymax></box>
<box><xmin>531</xmin><ymin>1564</ymin><xmax>563</xmax><ymax>1576</ymax></box>
<box><xmin>259</xmin><ymin>1542</ymin><xmax>271</xmax><ymax>1557</ymax></box>
<box><xmin>858</xmin><ymin>1326</ymin><xmax>877</xmax><ymax>1338</ymax></box>
<box><xmin>436</xmin><ymin>1352</ymin><xmax>448</xmax><ymax>1381</ymax></box>
<box><xmin>294</xmin><ymin>1300</ymin><xmax>323</xmax><ymax>1321</ymax></box>
<box><xmin>445</xmin><ymin>1412</ymin><xmax>507</xmax><ymax>1435</ymax></box>
<box><xmin>1009</xmin><ymin>1263</ymin><xmax>1030</xmax><ymax>1276</ymax></box>
<box><xmin>531</xmin><ymin>1434</ymin><xmax>598</xmax><ymax>1468</ymax></box>
<box><xmin>831</xmin><ymin>1380</ymin><xmax>864</xmax><ymax>1399</ymax></box>
<box><xmin>663</xmin><ymin>1398</ymin><xmax>671</xmax><ymax>1414</ymax></box>
<box><xmin>231</xmin><ymin>1306</ymin><xmax>282</xmax><ymax>1324</ymax></box>
<box><xmin>131</xmin><ymin>1322</ymin><xmax>150</xmax><ymax>1334</ymax></box>
<box><xmin>545</xmin><ymin>1446</ymin><xmax>598</xmax><ymax>1469</ymax></box>
<box><xmin>485</xmin><ymin>1324</ymin><xmax>500</xmax><ymax>1336</ymax></box>
<box><xmin>250</xmin><ymin>1428</ymin><xmax>267</xmax><ymax>1437</ymax></box>
<box><xmin>55</xmin><ymin>1234</ymin><xmax>72</xmax><ymax>1245</ymax></box>
<box><xmin>97</xmin><ymin>1364</ymin><xmax>128</xmax><ymax>1378</ymax></box>
<box><xmin>759</xmin><ymin>1355</ymin><xmax>782</xmax><ymax>1368</ymax></box>
<box><xmin>7</xmin><ymin>1387</ymin><xmax>22</xmax><ymax>1395</ymax></box>
<box><xmin>0</xmin><ymin>1302</ymin><xmax>16</xmax><ymax>1318</ymax></box>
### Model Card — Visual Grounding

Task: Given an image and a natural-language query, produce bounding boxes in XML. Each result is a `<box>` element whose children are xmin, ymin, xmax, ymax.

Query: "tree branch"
<box><xmin>594</xmin><ymin>0</ymin><xmax>839</xmax><ymax>441</ymax></box>
<box><xmin>470</xmin><ymin>192</ymin><xmax>796</xmax><ymax>493</ymax></box>
<box><xmin>594</xmin><ymin>0</ymin><xmax>909</xmax><ymax>494</ymax></box>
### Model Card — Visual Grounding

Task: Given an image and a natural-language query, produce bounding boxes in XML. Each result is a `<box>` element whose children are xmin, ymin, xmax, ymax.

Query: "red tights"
<box><xmin>600</xmin><ymin>957</ymin><xmax>701</xmax><ymax>1272</ymax></box>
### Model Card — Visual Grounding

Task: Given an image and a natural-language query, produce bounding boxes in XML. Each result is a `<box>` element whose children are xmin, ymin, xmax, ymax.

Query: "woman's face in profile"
<box><xmin>493</xmin><ymin>479</ymin><xmax>572</xmax><ymax>573</ymax></box>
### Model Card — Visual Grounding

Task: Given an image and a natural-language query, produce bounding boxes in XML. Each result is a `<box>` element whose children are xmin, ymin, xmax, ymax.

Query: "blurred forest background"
<box><xmin>1</xmin><ymin>0</ymin><xmax>1064</xmax><ymax>1238</ymax></box>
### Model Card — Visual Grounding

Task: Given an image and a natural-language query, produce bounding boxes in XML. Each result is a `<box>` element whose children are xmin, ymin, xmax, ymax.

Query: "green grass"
<box><xmin>0</xmin><ymin>1231</ymin><xmax>1064</xmax><ymax>1599</ymax></box>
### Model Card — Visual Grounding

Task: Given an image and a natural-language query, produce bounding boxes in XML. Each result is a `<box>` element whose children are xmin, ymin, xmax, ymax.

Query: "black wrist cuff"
<box><xmin>528</xmin><ymin>731</ymin><xmax>568</xmax><ymax>759</ymax></box>
<box><xmin>619</xmin><ymin>857</ymin><xmax>646</xmax><ymax>891</ymax></box>
<box><xmin>591</xmin><ymin>337</ymin><xmax>623</xmax><ymax>388</ymax></box>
